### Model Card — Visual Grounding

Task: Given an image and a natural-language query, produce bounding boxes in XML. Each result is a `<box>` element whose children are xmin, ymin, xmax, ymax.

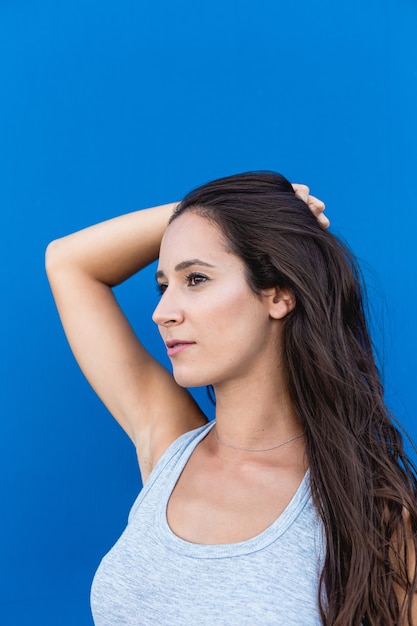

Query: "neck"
<box><xmin>212</xmin><ymin>374</ymin><xmax>302</xmax><ymax>452</ymax></box>
<box><xmin>214</xmin><ymin>426</ymin><xmax>304</xmax><ymax>452</ymax></box>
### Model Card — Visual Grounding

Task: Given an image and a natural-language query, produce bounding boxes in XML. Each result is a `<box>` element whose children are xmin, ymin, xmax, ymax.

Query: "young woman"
<box><xmin>46</xmin><ymin>172</ymin><xmax>417</xmax><ymax>625</ymax></box>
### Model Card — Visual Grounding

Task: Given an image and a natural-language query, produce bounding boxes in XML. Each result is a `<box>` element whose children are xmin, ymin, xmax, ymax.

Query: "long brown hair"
<box><xmin>171</xmin><ymin>171</ymin><xmax>417</xmax><ymax>625</ymax></box>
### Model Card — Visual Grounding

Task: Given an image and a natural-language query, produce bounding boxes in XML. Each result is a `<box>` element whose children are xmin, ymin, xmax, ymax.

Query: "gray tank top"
<box><xmin>91</xmin><ymin>422</ymin><xmax>325</xmax><ymax>625</ymax></box>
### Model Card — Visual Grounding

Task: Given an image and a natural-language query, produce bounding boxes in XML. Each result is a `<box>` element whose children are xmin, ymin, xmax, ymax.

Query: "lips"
<box><xmin>165</xmin><ymin>339</ymin><xmax>195</xmax><ymax>357</ymax></box>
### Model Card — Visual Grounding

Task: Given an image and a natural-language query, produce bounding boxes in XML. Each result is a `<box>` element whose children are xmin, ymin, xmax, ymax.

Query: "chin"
<box><xmin>172</xmin><ymin>369</ymin><xmax>212</xmax><ymax>390</ymax></box>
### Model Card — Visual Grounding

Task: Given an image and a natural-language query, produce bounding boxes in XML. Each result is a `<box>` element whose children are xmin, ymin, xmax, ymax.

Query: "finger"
<box><xmin>307</xmin><ymin>195</ymin><xmax>326</xmax><ymax>216</ymax></box>
<box><xmin>292</xmin><ymin>184</ymin><xmax>310</xmax><ymax>203</ymax></box>
<box><xmin>317</xmin><ymin>213</ymin><xmax>330</xmax><ymax>229</ymax></box>
<box><xmin>292</xmin><ymin>184</ymin><xmax>329</xmax><ymax>229</ymax></box>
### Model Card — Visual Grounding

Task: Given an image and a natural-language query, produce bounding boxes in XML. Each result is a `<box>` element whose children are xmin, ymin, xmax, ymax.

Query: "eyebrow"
<box><xmin>155</xmin><ymin>259</ymin><xmax>215</xmax><ymax>280</ymax></box>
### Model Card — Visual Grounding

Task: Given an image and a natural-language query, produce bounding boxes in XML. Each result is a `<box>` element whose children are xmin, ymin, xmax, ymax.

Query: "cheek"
<box><xmin>200</xmin><ymin>287</ymin><xmax>264</xmax><ymax>339</ymax></box>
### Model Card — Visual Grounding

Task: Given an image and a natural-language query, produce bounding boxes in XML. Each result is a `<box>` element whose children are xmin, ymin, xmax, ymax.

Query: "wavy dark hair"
<box><xmin>171</xmin><ymin>171</ymin><xmax>417</xmax><ymax>625</ymax></box>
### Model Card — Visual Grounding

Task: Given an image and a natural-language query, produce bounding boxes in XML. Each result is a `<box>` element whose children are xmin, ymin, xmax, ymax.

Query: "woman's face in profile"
<box><xmin>153</xmin><ymin>212</ymin><xmax>282</xmax><ymax>390</ymax></box>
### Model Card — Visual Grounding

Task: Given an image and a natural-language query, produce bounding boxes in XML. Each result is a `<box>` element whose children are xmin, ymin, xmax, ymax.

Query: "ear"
<box><xmin>262</xmin><ymin>286</ymin><xmax>296</xmax><ymax>320</ymax></box>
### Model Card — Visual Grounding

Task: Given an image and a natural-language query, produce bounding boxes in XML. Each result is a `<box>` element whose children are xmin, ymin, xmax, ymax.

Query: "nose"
<box><xmin>152</xmin><ymin>290</ymin><xmax>184</xmax><ymax>328</ymax></box>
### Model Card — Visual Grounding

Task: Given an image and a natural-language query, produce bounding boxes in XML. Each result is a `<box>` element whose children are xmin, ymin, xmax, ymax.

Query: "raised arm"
<box><xmin>45</xmin><ymin>203</ymin><xmax>207</xmax><ymax>482</ymax></box>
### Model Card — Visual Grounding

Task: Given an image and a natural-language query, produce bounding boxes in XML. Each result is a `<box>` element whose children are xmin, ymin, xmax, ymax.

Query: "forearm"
<box><xmin>46</xmin><ymin>202</ymin><xmax>176</xmax><ymax>286</ymax></box>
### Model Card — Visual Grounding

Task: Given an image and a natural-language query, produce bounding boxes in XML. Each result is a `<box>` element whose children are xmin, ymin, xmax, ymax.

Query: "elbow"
<box><xmin>45</xmin><ymin>239</ymin><xmax>59</xmax><ymax>275</ymax></box>
<box><xmin>45</xmin><ymin>237</ymin><xmax>70</xmax><ymax>280</ymax></box>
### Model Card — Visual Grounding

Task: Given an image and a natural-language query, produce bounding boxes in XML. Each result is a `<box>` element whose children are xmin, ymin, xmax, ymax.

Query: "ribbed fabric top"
<box><xmin>91</xmin><ymin>422</ymin><xmax>325</xmax><ymax>625</ymax></box>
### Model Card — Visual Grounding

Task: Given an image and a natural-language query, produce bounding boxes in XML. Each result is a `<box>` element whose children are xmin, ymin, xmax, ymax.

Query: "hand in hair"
<box><xmin>292</xmin><ymin>183</ymin><xmax>330</xmax><ymax>229</ymax></box>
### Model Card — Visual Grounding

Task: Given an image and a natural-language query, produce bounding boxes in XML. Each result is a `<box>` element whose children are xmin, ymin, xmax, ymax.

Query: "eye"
<box><xmin>156</xmin><ymin>282</ymin><xmax>168</xmax><ymax>296</ymax></box>
<box><xmin>185</xmin><ymin>272</ymin><xmax>208</xmax><ymax>287</ymax></box>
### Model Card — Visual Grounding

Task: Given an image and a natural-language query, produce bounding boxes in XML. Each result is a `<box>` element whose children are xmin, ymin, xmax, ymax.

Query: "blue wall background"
<box><xmin>1</xmin><ymin>1</ymin><xmax>416</xmax><ymax>624</ymax></box>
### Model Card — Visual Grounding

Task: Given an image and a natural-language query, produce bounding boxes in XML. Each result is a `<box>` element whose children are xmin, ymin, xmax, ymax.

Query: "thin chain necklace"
<box><xmin>213</xmin><ymin>427</ymin><xmax>304</xmax><ymax>452</ymax></box>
